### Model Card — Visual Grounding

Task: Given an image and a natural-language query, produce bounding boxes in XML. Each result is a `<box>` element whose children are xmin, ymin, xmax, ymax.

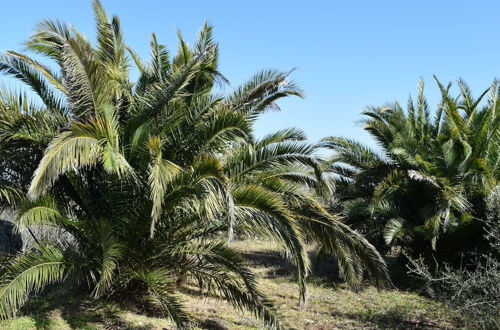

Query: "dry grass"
<box><xmin>0</xmin><ymin>239</ymin><xmax>462</xmax><ymax>329</ymax></box>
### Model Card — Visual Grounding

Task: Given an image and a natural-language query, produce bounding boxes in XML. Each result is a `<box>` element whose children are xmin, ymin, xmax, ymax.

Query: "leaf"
<box><xmin>0</xmin><ymin>246</ymin><xmax>67</xmax><ymax>319</ymax></box>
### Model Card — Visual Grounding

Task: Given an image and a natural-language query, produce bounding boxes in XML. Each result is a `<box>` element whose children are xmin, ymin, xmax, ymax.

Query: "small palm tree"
<box><xmin>322</xmin><ymin>78</ymin><xmax>499</xmax><ymax>260</ymax></box>
<box><xmin>0</xmin><ymin>1</ymin><xmax>388</xmax><ymax>327</ymax></box>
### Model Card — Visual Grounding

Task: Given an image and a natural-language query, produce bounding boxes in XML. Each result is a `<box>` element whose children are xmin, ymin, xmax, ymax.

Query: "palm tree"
<box><xmin>0</xmin><ymin>1</ymin><xmax>387</xmax><ymax>327</ymax></box>
<box><xmin>322</xmin><ymin>78</ymin><xmax>499</xmax><ymax>260</ymax></box>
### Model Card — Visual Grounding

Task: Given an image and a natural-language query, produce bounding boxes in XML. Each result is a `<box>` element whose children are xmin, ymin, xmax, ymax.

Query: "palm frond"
<box><xmin>0</xmin><ymin>246</ymin><xmax>68</xmax><ymax>319</ymax></box>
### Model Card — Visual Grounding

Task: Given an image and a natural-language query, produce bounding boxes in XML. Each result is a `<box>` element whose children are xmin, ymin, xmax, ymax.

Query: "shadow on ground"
<box><xmin>239</xmin><ymin>246</ymin><xmax>344</xmax><ymax>287</ymax></box>
<box><xmin>331</xmin><ymin>308</ymin><xmax>444</xmax><ymax>329</ymax></box>
<box><xmin>20</xmin><ymin>284</ymin><xmax>232</xmax><ymax>330</ymax></box>
<box><xmin>20</xmin><ymin>285</ymin><xmax>158</xmax><ymax>330</ymax></box>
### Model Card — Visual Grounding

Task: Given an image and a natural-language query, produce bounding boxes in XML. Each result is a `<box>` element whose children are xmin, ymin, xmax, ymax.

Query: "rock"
<box><xmin>0</xmin><ymin>219</ymin><xmax>22</xmax><ymax>256</ymax></box>
<box><xmin>199</xmin><ymin>318</ymin><xmax>229</xmax><ymax>330</ymax></box>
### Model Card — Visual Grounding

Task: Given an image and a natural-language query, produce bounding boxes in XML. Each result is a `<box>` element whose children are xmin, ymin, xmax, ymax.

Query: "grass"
<box><xmin>0</xmin><ymin>239</ymin><xmax>463</xmax><ymax>329</ymax></box>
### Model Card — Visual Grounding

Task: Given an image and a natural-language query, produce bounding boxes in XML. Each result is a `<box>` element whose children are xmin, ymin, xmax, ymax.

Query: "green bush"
<box><xmin>407</xmin><ymin>188</ymin><xmax>500</xmax><ymax>329</ymax></box>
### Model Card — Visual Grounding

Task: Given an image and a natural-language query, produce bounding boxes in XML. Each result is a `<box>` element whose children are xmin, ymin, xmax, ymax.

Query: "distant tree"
<box><xmin>321</xmin><ymin>79</ymin><xmax>499</xmax><ymax>262</ymax></box>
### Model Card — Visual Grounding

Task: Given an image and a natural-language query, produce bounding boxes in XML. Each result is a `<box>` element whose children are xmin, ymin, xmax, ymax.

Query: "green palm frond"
<box><xmin>59</xmin><ymin>41</ymin><xmax>105</xmax><ymax>117</ymax></box>
<box><xmin>0</xmin><ymin>246</ymin><xmax>68</xmax><ymax>319</ymax></box>
<box><xmin>93</xmin><ymin>0</ymin><xmax>128</xmax><ymax>72</ymax></box>
<box><xmin>4</xmin><ymin>51</ymin><xmax>66</xmax><ymax>93</ymax></box>
<box><xmin>291</xmin><ymin>194</ymin><xmax>389</xmax><ymax>287</ymax></box>
<box><xmin>25</xmin><ymin>18</ymin><xmax>72</xmax><ymax>60</ymax></box>
<box><xmin>28</xmin><ymin>128</ymin><xmax>102</xmax><ymax>198</ymax></box>
<box><xmin>383</xmin><ymin>218</ymin><xmax>406</xmax><ymax>245</ymax></box>
<box><xmin>29</xmin><ymin>111</ymin><xmax>133</xmax><ymax>198</ymax></box>
<box><xmin>0</xmin><ymin>53</ymin><xmax>65</xmax><ymax>111</ymax></box>
<box><xmin>224</xmin><ymin>69</ymin><xmax>303</xmax><ymax>120</ymax></box>
<box><xmin>232</xmin><ymin>184</ymin><xmax>309</xmax><ymax>303</ymax></box>
<box><xmin>130</xmin><ymin>268</ymin><xmax>192</xmax><ymax>328</ymax></box>
<box><xmin>91</xmin><ymin>221</ymin><xmax>124</xmax><ymax>298</ymax></box>
<box><xmin>147</xmin><ymin>136</ymin><xmax>181</xmax><ymax>236</ymax></box>
<box><xmin>171</xmin><ymin>240</ymin><xmax>279</xmax><ymax>328</ymax></box>
<box><xmin>150</xmin><ymin>33</ymin><xmax>170</xmax><ymax>83</ymax></box>
<box><xmin>0</xmin><ymin>186</ymin><xmax>22</xmax><ymax>208</ymax></box>
<box><xmin>15</xmin><ymin>195</ymin><xmax>65</xmax><ymax>227</ymax></box>
<box><xmin>259</xmin><ymin>127</ymin><xmax>307</xmax><ymax>146</ymax></box>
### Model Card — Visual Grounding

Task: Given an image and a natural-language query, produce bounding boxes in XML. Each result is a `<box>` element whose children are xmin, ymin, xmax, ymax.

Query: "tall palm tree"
<box><xmin>322</xmin><ymin>78</ymin><xmax>499</xmax><ymax>260</ymax></box>
<box><xmin>0</xmin><ymin>1</ymin><xmax>387</xmax><ymax>327</ymax></box>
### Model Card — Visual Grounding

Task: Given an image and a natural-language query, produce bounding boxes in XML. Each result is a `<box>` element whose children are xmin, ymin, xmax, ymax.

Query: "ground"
<box><xmin>0</xmin><ymin>240</ymin><xmax>462</xmax><ymax>329</ymax></box>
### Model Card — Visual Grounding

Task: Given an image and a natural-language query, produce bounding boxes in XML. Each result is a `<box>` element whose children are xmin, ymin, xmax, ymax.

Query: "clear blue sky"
<box><xmin>1</xmin><ymin>1</ymin><xmax>499</xmax><ymax>146</ymax></box>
